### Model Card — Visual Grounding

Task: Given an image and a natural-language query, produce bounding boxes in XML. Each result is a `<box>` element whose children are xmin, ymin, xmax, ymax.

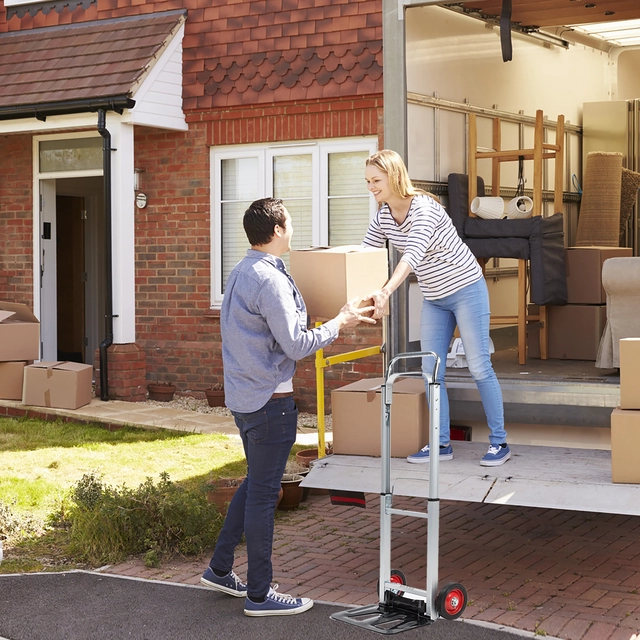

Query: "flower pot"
<box><xmin>204</xmin><ymin>388</ymin><xmax>225</xmax><ymax>407</ymax></box>
<box><xmin>207</xmin><ymin>477</ymin><xmax>283</xmax><ymax>514</ymax></box>
<box><xmin>206</xmin><ymin>477</ymin><xmax>245</xmax><ymax>514</ymax></box>
<box><xmin>278</xmin><ymin>473</ymin><xmax>304</xmax><ymax>510</ymax></box>
<box><xmin>295</xmin><ymin>448</ymin><xmax>319</xmax><ymax>468</ymax></box>
<box><xmin>147</xmin><ymin>382</ymin><xmax>176</xmax><ymax>402</ymax></box>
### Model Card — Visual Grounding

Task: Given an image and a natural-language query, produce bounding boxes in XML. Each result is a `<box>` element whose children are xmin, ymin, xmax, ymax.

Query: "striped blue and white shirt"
<box><xmin>362</xmin><ymin>195</ymin><xmax>483</xmax><ymax>300</ymax></box>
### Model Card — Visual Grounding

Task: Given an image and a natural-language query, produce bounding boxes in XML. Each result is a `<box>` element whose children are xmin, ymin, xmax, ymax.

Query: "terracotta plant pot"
<box><xmin>204</xmin><ymin>388</ymin><xmax>225</xmax><ymax>408</ymax></box>
<box><xmin>295</xmin><ymin>448</ymin><xmax>319</xmax><ymax>468</ymax></box>
<box><xmin>207</xmin><ymin>477</ymin><xmax>283</xmax><ymax>514</ymax></box>
<box><xmin>147</xmin><ymin>382</ymin><xmax>176</xmax><ymax>402</ymax></box>
<box><xmin>278</xmin><ymin>473</ymin><xmax>304</xmax><ymax>510</ymax></box>
<box><xmin>206</xmin><ymin>477</ymin><xmax>245</xmax><ymax>514</ymax></box>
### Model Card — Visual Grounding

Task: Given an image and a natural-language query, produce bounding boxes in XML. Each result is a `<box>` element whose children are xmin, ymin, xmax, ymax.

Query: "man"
<box><xmin>200</xmin><ymin>198</ymin><xmax>375</xmax><ymax>616</ymax></box>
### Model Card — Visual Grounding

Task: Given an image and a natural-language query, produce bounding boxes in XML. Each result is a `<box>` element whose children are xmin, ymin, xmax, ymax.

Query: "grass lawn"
<box><xmin>0</xmin><ymin>415</ymin><xmax>280</xmax><ymax>573</ymax></box>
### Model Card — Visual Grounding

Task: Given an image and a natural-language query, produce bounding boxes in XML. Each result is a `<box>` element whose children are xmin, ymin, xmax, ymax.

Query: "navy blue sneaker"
<box><xmin>244</xmin><ymin>587</ymin><xmax>313</xmax><ymax>617</ymax></box>
<box><xmin>200</xmin><ymin>567</ymin><xmax>247</xmax><ymax>597</ymax></box>
<box><xmin>480</xmin><ymin>443</ymin><xmax>511</xmax><ymax>467</ymax></box>
<box><xmin>406</xmin><ymin>443</ymin><xmax>453</xmax><ymax>464</ymax></box>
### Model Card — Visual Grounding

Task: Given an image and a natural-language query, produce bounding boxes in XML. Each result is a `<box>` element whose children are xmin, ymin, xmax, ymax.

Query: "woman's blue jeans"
<box><xmin>420</xmin><ymin>278</ymin><xmax>506</xmax><ymax>446</ymax></box>
<box><xmin>209</xmin><ymin>396</ymin><xmax>297</xmax><ymax>600</ymax></box>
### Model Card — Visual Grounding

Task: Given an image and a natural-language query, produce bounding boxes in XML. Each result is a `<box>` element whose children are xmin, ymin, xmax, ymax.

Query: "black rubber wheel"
<box><xmin>377</xmin><ymin>569</ymin><xmax>407</xmax><ymax>596</ymax></box>
<box><xmin>436</xmin><ymin>582</ymin><xmax>467</xmax><ymax>620</ymax></box>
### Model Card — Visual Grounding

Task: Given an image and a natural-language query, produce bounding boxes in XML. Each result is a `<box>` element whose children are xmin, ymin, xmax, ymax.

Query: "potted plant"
<box><xmin>206</xmin><ymin>477</ymin><xmax>245</xmax><ymax>514</ymax></box>
<box><xmin>278</xmin><ymin>473</ymin><xmax>304</xmax><ymax>511</ymax></box>
<box><xmin>295</xmin><ymin>443</ymin><xmax>333</xmax><ymax>468</ymax></box>
<box><xmin>146</xmin><ymin>381</ymin><xmax>176</xmax><ymax>402</ymax></box>
<box><xmin>204</xmin><ymin>383</ymin><xmax>225</xmax><ymax>408</ymax></box>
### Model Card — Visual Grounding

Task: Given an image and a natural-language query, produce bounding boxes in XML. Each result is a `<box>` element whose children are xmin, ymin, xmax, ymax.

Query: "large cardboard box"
<box><xmin>0</xmin><ymin>301</ymin><xmax>40</xmax><ymax>361</ymax></box>
<box><xmin>23</xmin><ymin>361</ymin><xmax>93</xmax><ymax>410</ymax></box>
<box><xmin>331</xmin><ymin>377</ymin><xmax>428</xmax><ymax>458</ymax></box>
<box><xmin>620</xmin><ymin>339</ymin><xmax>640</xmax><ymax>410</ymax></box>
<box><xmin>610</xmin><ymin>408</ymin><xmax>640</xmax><ymax>484</ymax></box>
<box><xmin>289</xmin><ymin>245</ymin><xmax>388</xmax><ymax>318</ymax></box>
<box><xmin>0</xmin><ymin>361</ymin><xmax>27</xmax><ymax>400</ymax></box>
<box><xmin>565</xmin><ymin>247</ymin><xmax>633</xmax><ymax>304</ymax></box>
<box><xmin>527</xmin><ymin>304</ymin><xmax>607</xmax><ymax>360</ymax></box>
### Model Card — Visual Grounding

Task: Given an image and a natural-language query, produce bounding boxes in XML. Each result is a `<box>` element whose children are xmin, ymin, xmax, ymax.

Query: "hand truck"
<box><xmin>331</xmin><ymin>351</ymin><xmax>467</xmax><ymax>634</ymax></box>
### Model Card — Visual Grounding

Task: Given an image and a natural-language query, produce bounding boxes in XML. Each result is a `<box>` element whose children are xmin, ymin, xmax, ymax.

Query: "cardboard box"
<box><xmin>620</xmin><ymin>339</ymin><xmax>640</xmax><ymax>410</ymax></box>
<box><xmin>565</xmin><ymin>247</ymin><xmax>633</xmax><ymax>304</ymax></box>
<box><xmin>527</xmin><ymin>304</ymin><xmax>607</xmax><ymax>360</ymax></box>
<box><xmin>0</xmin><ymin>361</ymin><xmax>27</xmax><ymax>400</ymax></box>
<box><xmin>23</xmin><ymin>361</ymin><xmax>93</xmax><ymax>410</ymax></box>
<box><xmin>0</xmin><ymin>301</ymin><xmax>40</xmax><ymax>361</ymax></box>
<box><xmin>610</xmin><ymin>408</ymin><xmax>640</xmax><ymax>484</ymax></box>
<box><xmin>289</xmin><ymin>245</ymin><xmax>388</xmax><ymax>318</ymax></box>
<box><xmin>331</xmin><ymin>376</ymin><xmax>429</xmax><ymax>457</ymax></box>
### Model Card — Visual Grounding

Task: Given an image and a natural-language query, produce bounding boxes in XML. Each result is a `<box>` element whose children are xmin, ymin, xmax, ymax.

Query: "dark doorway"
<box><xmin>56</xmin><ymin>195</ymin><xmax>85</xmax><ymax>363</ymax></box>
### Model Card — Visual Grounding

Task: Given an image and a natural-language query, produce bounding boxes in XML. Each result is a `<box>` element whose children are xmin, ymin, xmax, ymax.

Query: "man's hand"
<box><xmin>335</xmin><ymin>297</ymin><xmax>377</xmax><ymax>330</ymax></box>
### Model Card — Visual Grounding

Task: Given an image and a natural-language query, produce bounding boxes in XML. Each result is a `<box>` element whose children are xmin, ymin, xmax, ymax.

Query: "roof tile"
<box><xmin>0</xmin><ymin>10</ymin><xmax>186</xmax><ymax>109</ymax></box>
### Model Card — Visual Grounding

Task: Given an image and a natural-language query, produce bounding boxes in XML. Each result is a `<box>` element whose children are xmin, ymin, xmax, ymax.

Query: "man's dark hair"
<box><xmin>243</xmin><ymin>198</ymin><xmax>287</xmax><ymax>246</ymax></box>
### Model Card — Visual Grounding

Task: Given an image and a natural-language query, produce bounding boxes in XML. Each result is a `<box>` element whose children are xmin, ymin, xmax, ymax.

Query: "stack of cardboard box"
<box><xmin>0</xmin><ymin>301</ymin><xmax>40</xmax><ymax>401</ymax></box>
<box><xmin>610</xmin><ymin>338</ymin><xmax>640</xmax><ymax>484</ymax></box>
<box><xmin>0</xmin><ymin>300</ymin><xmax>93</xmax><ymax>410</ymax></box>
<box><xmin>529</xmin><ymin>247</ymin><xmax>632</xmax><ymax>360</ymax></box>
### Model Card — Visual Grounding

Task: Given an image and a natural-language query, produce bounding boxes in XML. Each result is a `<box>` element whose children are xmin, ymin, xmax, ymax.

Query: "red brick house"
<box><xmin>0</xmin><ymin>0</ymin><xmax>385</xmax><ymax>410</ymax></box>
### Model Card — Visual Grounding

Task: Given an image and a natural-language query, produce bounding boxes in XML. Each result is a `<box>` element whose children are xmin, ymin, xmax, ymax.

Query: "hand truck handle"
<box><xmin>385</xmin><ymin>350</ymin><xmax>440</xmax><ymax>385</ymax></box>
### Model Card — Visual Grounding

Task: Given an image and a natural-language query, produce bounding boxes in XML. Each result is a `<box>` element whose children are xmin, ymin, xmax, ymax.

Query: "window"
<box><xmin>211</xmin><ymin>137</ymin><xmax>377</xmax><ymax>305</ymax></box>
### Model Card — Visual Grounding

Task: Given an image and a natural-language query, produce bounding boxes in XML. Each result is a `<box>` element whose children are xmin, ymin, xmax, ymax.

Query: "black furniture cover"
<box><xmin>446</xmin><ymin>173</ymin><xmax>567</xmax><ymax>306</ymax></box>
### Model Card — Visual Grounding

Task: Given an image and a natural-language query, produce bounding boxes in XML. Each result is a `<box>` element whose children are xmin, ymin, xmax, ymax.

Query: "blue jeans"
<box><xmin>420</xmin><ymin>278</ymin><xmax>506</xmax><ymax>446</ymax></box>
<box><xmin>209</xmin><ymin>396</ymin><xmax>297</xmax><ymax>600</ymax></box>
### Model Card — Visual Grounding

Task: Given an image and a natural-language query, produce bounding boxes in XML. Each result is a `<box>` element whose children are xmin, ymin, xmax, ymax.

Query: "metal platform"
<box><xmin>301</xmin><ymin>442</ymin><xmax>640</xmax><ymax>517</ymax></box>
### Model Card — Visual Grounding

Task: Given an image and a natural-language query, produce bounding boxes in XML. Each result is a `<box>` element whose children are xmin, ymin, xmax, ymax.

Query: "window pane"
<box><xmin>329</xmin><ymin>196</ymin><xmax>371</xmax><ymax>245</ymax></box>
<box><xmin>328</xmin><ymin>151</ymin><xmax>371</xmax><ymax>245</ymax></box>
<box><xmin>222</xmin><ymin>157</ymin><xmax>259</xmax><ymax>201</ymax></box>
<box><xmin>39</xmin><ymin>137</ymin><xmax>102</xmax><ymax>173</ymax></box>
<box><xmin>274</xmin><ymin>154</ymin><xmax>313</xmax><ymax>269</ymax></box>
<box><xmin>220</xmin><ymin>157</ymin><xmax>259</xmax><ymax>290</ymax></box>
<box><xmin>221</xmin><ymin>201</ymin><xmax>250</xmax><ymax>290</ymax></box>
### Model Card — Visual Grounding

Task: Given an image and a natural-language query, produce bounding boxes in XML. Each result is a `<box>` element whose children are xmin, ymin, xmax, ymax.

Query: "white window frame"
<box><xmin>210</xmin><ymin>136</ymin><xmax>377</xmax><ymax>307</ymax></box>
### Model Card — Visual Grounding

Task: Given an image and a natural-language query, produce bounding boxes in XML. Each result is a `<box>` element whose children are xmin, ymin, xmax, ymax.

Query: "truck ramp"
<box><xmin>301</xmin><ymin>442</ymin><xmax>640</xmax><ymax>516</ymax></box>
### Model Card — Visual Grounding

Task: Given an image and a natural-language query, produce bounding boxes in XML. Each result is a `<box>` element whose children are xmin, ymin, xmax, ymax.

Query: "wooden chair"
<box><xmin>468</xmin><ymin>109</ymin><xmax>565</xmax><ymax>364</ymax></box>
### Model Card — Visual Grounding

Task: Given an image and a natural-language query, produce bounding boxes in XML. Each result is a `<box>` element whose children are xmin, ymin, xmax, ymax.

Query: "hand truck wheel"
<box><xmin>436</xmin><ymin>582</ymin><xmax>467</xmax><ymax>620</ymax></box>
<box><xmin>377</xmin><ymin>569</ymin><xmax>407</xmax><ymax>596</ymax></box>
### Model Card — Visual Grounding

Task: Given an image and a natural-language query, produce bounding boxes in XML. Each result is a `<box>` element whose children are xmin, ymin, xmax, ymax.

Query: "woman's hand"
<box><xmin>369</xmin><ymin>288</ymin><xmax>391</xmax><ymax>320</ymax></box>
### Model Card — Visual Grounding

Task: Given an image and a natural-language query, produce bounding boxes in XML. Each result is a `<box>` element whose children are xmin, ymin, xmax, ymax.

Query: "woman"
<box><xmin>363</xmin><ymin>149</ymin><xmax>510</xmax><ymax>466</ymax></box>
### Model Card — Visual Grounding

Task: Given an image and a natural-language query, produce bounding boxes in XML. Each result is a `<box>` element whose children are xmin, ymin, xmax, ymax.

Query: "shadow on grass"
<box><xmin>0</xmin><ymin>415</ymin><xmax>195</xmax><ymax>453</ymax></box>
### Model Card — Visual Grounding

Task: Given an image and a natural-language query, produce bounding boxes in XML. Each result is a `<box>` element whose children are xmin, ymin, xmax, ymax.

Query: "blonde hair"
<box><xmin>366</xmin><ymin>149</ymin><xmax>440</xmax><ymax>203</ymax></box>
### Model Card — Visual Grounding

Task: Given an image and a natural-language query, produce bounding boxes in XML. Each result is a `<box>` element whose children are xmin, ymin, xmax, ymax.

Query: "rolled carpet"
<box><xmin>575</xmin><ymin>151</ymin><xmax>623</xmax><ymax>247</ymax></box>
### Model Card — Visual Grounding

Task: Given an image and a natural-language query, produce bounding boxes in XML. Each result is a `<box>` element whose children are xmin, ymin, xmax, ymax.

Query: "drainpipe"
<box><xmin>97</xmin><ymin>109</ymin><xmax>114</xmax><ymax>401</ymax></box>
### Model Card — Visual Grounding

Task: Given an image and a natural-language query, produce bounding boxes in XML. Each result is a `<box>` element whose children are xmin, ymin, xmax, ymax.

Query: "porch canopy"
<box><xmin>0</xmin><ymin>9</ymin><xmax>187</xmax><ymax>127</ymax></box>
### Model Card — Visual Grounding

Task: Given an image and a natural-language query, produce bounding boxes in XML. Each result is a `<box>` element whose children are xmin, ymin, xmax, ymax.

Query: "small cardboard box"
<box><xmin>620</xmin><ymin>339</ymin><xmax>640</xmax><ymax>410</ymax></box>
<box><xmin>331</xmin><ymin>376</ymin><xmax>429</xmax><ymax>458</ymax></box>
<box><xmin>565</xmin><ymin>247</ymin><xmax>633</xmax><ymax>304</ymax></box>
<box><xmin>527</xmin><ymin>304</ymin><xmax>607</xmax><ymax>360</ymax></box>
<box><xmin>0</xmin><ymin>301</ymin><xmax>40</xmax><ymax>361</ymax></box>
<box><xmin>23</xmin><ymin>361</ymin><xmax>93</xmax><ymax>410</ymax></box>
<box><xmin>289</xmin><ymin>245</ymin><xmax>388</xmax><ymax>318</ymax></box>
<box><xmin>0</xmin><ymin>361</ymin><xmax>27</xmax><ymax>400</ymax></box>
<box><xmin>610</xmin><ymin>407</ymin><xmax>640</xmax><ymax>484</ymax></box>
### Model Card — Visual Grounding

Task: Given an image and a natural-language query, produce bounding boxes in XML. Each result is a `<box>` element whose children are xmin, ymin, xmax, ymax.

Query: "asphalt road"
<box><xmin>0</xmin><ymin>571</ymin><xmax>549</xmax><ymax>640</ymax></box>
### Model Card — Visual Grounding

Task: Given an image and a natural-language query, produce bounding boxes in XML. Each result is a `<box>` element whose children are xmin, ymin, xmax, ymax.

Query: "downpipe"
<box><xmin>97</xmin><ymin>109</ymin><xmax>114</xmax><ymax>401</ymax></box>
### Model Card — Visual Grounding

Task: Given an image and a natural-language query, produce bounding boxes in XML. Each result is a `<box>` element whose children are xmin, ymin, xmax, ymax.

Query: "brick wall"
<box><xmin>0</xmin><ymin>135</ymin><xmax>34</xmax><ymax>307</ymax></box>
<box><xmin>0</xmin><ymin>0</ymin><xmax>386</xmax><ymax>411</ymax></box>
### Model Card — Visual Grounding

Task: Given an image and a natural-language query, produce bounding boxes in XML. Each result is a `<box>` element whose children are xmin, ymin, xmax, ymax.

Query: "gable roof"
<box><xmin>0</xmin><ymin>9</ymin><xmax>186</xmax><ymax>120</ymax></box>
